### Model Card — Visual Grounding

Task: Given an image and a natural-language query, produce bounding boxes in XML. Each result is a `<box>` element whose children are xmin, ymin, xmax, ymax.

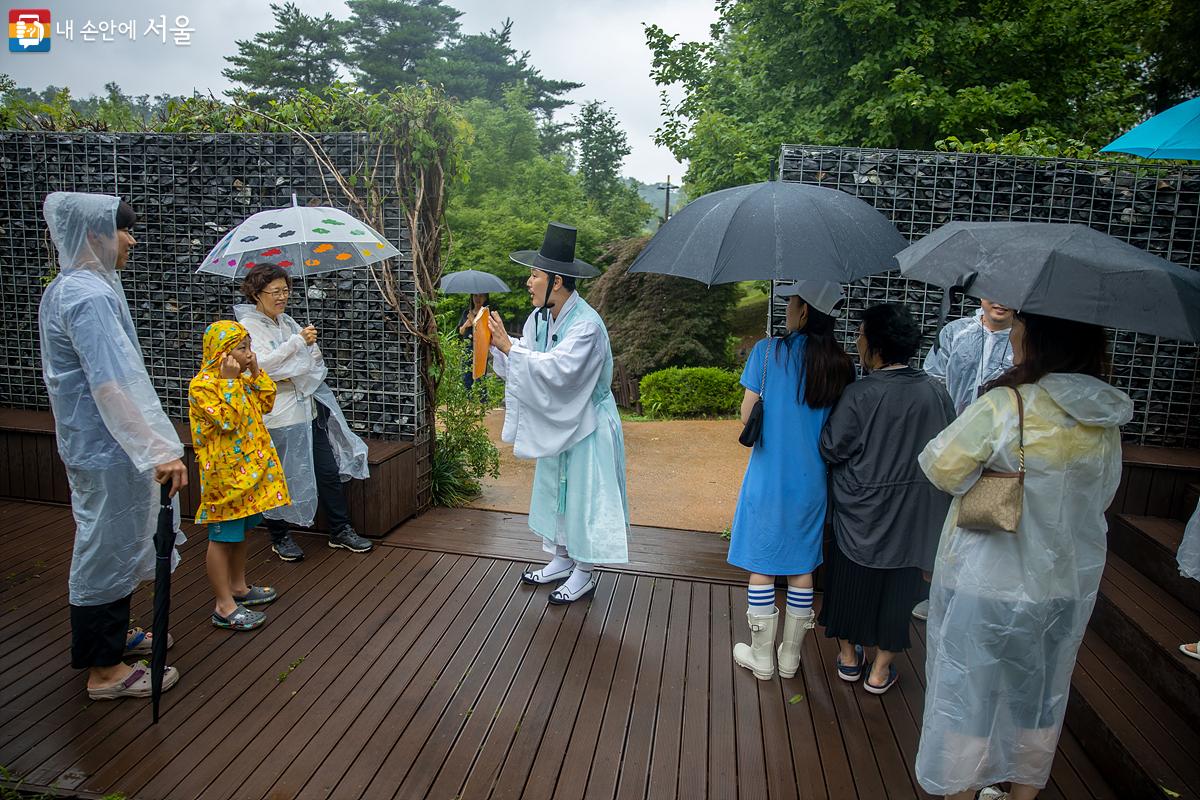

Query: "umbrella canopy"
<box><xmin>438</xmin><ymin>269</ymin><xmax>511</xmax><ymax>294</ymax></box>
<box><xmin>197</xmin><ymin>203</ymin><xmax>400</xmax><ymax>279</ymax></box>
<box><xmin>151</xmin><ymin>483</ymin><xmax>174</xmax><ymax>724</ymax></box>
<box><xmin>1100</xmin><ymin>96</ymin><xmax>1200</xmax><ymax>161</ymax></box>
<box><xmin>896</xmin><ymin>221</ymin><xmax>1200</xmax><ymax>342</ymax></box>
<box><xmin>628</xmin><ymin>181</ymin><xmax>907</xmax><ymax>285</ymax></box>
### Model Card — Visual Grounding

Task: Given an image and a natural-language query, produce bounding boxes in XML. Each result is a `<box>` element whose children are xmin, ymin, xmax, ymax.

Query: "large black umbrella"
<box><xmin>151</xmin><ymin>484</ymin><xmax>174</xmax><ymax>723</ymax></box>
<box><xmin>438</xmin><ymin>269</ymin><xmax>511</xmax><ymax>294</ymax></box>
<box><xmin>628</xmin><ymin>180</ymin><xmax>907</xmax><ymax>285</ymax></box>
<box><xmin>897</xmin><ymin>221</ymin><xmax>1200</xmax><ymax>342</ymax></box>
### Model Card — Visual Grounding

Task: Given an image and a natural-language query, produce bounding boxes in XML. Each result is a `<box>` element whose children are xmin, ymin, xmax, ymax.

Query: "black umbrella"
<box><xmin>438</xmin><ymin>269</ymin><xmax>511</xmax><ymax>294</ymax></box>
<box><xmin>628</xmin><ymin>180</ymin><xmax>907</xmax><ymax>285</ymax></box>
<box><xmin>151</xmin><ymin>483</ymin><xmax>174</xmax><ymax>723</ymax></box>
<box><xmin>896</xmin><ymin>222</ymin><xmax>1200</xmax><ymax>342</ymax></box>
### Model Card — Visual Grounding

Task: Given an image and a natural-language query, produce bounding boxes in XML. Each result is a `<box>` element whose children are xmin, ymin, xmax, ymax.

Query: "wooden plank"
<box><xmin>729</xmin><ymin>588</ymin><xmax>770</xmax><ymax>799</ymax></box>
<box><xmin>676</xmin><ymin>581</ymin><xmax>711</xmax><ymax>800</ymax></box>
<box><xmin>510</xmin><ymin>575</ymin><xmax>632</xmax><ymax>800</ymax></box>
<box><xmin>1118</xmin><ymin>465</ymin><xmax>1154</xmax><ymax>517</ymax></box>
<box><xmin>644</xmin><ymin>580</ymin><xmax>690</xmax><ymax>800</ymax></box>
<box><xmin>707</xmin><ymin>584</ymin><xmax>738</xmax><ymax>798</ymax></box>
<box><xmin>472</xmin><ymin>574</ymin><xmax>617</xmax><ymax>800</ymax></box>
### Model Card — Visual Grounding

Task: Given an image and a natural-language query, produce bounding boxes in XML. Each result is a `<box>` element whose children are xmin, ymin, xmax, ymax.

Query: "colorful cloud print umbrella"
<box><xmin>199</xmin><ymin>202</ymin><xmax>400</xmax><ymax>280</ymax></box>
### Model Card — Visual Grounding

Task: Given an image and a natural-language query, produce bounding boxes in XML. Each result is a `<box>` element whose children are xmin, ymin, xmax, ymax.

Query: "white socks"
<box><xmin>543</xmin><ymin>554</ymin><xmax>576</xmax><ymax>576</ymax></box>
<box><xmin>561</xmin><ymin>562</ymin><xmax>594</xmax><ymax>594</ymax></box>
<box><xmin>748</xmin><ymin>584</ymin><xmax>776</xmax><ymax>616</ymax></box>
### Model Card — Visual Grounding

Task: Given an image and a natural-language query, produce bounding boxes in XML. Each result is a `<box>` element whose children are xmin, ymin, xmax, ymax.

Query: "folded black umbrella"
<box><xmin>151</xmin><ymin>483</ymin><xmax>174</xmax><ymax>723</ymax></box>
<box><xmin>896</xmin><ymin>222</ymin><xmax>1200</xmax><ymax>342</ymax></box>
<box><xmin>629</xmin><ymin>180</ymin><xmax>907</xmax><ymax>285</ymax></box>
<box><xmin>438</xmin><ymin>269</ymin><xmax>511</xmax><ymax>294</ymax></box>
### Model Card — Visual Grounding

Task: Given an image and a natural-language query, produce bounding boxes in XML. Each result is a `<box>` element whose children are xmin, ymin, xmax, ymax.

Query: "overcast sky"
<box><xmin>2</xmin><ymin>0</ymin><xmax>717</xmax><ymax>182</ymax></box>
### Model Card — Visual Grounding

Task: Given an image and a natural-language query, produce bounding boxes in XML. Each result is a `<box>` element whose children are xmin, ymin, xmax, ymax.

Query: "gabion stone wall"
<box><xmin>0</xmin><ymin>132</ymin><xmax>428</xmax><ymax>471</ymax></box>
<box><xmin>774</xmin><ymin>146</ymin><xmax>1200</xmax><ymax>448</ymax></box>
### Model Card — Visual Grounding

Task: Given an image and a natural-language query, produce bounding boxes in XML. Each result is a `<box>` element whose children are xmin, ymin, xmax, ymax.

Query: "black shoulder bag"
<box><xmin>738</xmin><ymin>337</ymin><xmax>774</xmax><ymax>447</ymax></box>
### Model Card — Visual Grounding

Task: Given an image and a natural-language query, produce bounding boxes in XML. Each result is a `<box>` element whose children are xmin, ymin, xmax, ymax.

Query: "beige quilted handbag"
<box><xmin>957</xmin><ymin>387</ymin><xmax>1025</xmax><ymax>533</ymax></box>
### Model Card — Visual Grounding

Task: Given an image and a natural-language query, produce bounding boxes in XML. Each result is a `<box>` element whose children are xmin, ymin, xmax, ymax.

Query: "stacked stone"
<box><xmin>0</xmin><ymin>132</ymin><xmax>421</xmax><ymax>442</ymax></box>
<box><xmin>775</xmin><ymin>145</ymin><xmax>1200</xmax><ymax>447</ymax></box>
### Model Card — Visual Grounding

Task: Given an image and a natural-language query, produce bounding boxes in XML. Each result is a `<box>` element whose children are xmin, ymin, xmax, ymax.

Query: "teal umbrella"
<box><xmin>1100</xmin><ymin>97</ymin><xmax>1200</xmax><ymax>161</ymax></box>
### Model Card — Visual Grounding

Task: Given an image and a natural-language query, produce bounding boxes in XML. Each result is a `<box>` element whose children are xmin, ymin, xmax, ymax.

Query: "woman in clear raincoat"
<box><xmin>39</xmin><ymin>192</ymin><xmax>187</xmax><ymax>700</ymax></box>
<box><xmin>915</xmin><ymin>312</ymin><xmax>1133</xmax><ymax>800</ymax></box>
<box><xmin>233</xmin><ymin>263</ymin><xmax>371</xmax><ymax>561</ymax></box>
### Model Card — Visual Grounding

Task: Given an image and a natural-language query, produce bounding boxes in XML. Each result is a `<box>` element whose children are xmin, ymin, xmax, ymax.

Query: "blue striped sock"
<box><xmin>747</xmin><ymin>584</ymin><xmax>776</xmax><ymax>616</ymax></box>
<box><xmin>786</xmin><ymin>587</ymin><xmax>814</xmax><ymax>614</ymax></box>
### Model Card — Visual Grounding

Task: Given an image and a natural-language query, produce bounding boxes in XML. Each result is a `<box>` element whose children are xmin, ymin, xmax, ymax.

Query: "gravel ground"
<box><xmin>470</xmin><ymin>410</ymin><xmax>748</xmax><ymax>532</ymax></box>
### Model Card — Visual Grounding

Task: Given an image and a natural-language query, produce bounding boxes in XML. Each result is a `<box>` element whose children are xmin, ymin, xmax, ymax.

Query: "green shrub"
<box><xmin>430</xmin><ymin>330</ymin><xmax>501</xmax><ymax>507</ymax></box>
<box><xmin>638</xmin><ymin>366</ymin><xmax>743</xmax><ymax>419</ymax></box>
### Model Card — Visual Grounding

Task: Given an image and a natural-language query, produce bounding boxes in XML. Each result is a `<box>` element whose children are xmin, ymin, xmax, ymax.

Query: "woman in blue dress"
<box><xmin>729</xmin><ymin>281</ymin><xmax>855</xmax><ymax>680</ymax></box>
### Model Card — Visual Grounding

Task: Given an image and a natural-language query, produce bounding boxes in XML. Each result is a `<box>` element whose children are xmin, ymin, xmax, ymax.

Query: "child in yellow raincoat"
<box><xmin>190</xmin><ymin>320</ymin><xmax>291</xmax><ymax>631</ymax></box>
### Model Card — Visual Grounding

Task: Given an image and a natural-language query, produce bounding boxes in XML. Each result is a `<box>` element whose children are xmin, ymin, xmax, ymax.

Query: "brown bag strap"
<box><xmin>1011</xmin><ymin>386</ymin><xmax>1025</xmax><ymax>473</ymax></box>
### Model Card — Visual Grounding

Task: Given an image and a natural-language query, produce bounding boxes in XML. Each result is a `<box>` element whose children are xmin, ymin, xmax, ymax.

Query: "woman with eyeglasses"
<box><xmin>234</xmin><ymin>263</ymin><xmax>373</xmax><ymax>561</ymax></box>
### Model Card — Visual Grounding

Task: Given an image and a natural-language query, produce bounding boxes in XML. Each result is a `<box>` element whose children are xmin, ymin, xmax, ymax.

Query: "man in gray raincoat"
<box><xmin>39</xmin><ymin>192</ymin><xmax>187</xmax><ymax>700</ymax></box>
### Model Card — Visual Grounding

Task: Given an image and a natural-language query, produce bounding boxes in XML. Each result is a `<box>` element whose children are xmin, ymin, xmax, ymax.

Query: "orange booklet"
<box><xmin>471</xmin><ymin>306</ymin><xmax>491</xmax><ymax>379</ymax></box>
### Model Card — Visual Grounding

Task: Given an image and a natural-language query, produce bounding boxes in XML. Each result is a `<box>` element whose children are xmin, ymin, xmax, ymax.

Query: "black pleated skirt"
<box><xmin>818</xmin><ymin>540</ymin><xmax>921</xmax><ymax>652</ymax></box>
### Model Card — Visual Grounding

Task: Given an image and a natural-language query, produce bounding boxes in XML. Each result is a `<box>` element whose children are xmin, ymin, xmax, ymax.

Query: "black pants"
<box><xmin>70</xmin><ymin>593</ymin><xmax>131</xmax><ymax>669</ymax></box>
<box><xmin>268</xmin><ymin>405</ymin><xmax>352</xmax><ymax>536</ymax></box>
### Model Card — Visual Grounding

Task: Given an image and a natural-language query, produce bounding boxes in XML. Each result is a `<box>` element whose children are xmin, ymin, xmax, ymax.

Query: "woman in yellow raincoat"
<box><xmin>190</xmin><ymin>320</ymin><xmax>290</xmax><ymax>631</ymax></box>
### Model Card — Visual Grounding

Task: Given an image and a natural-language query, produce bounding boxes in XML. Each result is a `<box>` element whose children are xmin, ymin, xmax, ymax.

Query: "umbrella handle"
<box><xmin>160</xmin><ymin>482</ymin><xmax>171</xmax><ymax>508</ymax></box>
<box><xmin>932</xmin><ymin>274</ymin><xmax>978</xmax><ymax>354</ymax></box>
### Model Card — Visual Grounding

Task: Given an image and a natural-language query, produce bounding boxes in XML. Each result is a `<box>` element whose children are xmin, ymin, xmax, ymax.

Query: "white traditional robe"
<box><xmin>491</xmin><ymin>292</ymin><xmax>630</xmax><ymax>563</ymax></box>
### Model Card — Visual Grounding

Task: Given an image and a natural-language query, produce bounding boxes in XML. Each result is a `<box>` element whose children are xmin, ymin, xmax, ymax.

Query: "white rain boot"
<box><xmin>776</xmin><ymin>608</ymin><xmax>815</xmax><ymax>679</ymax></box>
<box><xmin>733</xmin><ymin>608</ymin><xmax>778</xmax><ymax>680</ymax></box>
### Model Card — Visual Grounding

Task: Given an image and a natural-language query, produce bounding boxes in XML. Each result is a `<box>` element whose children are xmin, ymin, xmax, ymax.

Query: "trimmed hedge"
<box><xmin>638</xmin><ymin>367</ymin><xmax>743</xmax><ymax>418</ymax></box>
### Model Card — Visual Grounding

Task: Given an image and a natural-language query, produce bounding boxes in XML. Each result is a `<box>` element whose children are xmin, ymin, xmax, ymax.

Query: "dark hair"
<box><xmin>115</xmin><ymin>200</ymin><xmax>136</xmax><ymax>230</ymax></box>
<box><xmin>983</xmin><ymin>312</ymin><xmax>1108</xmax><ymax>392</ymax></box>
<box><xmin>556</xmin><ymin>274</ymin><xmax>577</xmax><ymax>292</ymax></box>
<box><xmin>860</xmin><ymin>303</ymin><xmax>922</xmax><ymax>365</ymax></box>
<box><xmin>776</xmin><ymin>300</ymin><xmax>855</xmax><ymax>408</ymax></box>
<box><xmin>240</xmin><ymin>262</ymin><xmax>292</xmax><ymax>301</ymax></box>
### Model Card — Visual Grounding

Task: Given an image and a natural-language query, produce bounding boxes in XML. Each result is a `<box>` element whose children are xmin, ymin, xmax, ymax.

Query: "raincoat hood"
<box><xmin>1037</xmin><ymin>373</ymin><xmax>1133</xmax><ymax>428</ymax></box>
<box><xmin>200</xmin><ymin>320</ymin><xmax>249</xmax><ymax>377</ymax></box>
<box><xmin>43</xmin><ymin>192</ymin><xmax>122</xmax><ymax>274</ymax></box>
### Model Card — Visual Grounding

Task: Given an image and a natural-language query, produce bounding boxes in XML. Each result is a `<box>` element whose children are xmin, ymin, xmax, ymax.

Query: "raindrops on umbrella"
<box><xmin>260</xmin><ymin>222</ymin><xmax>282</xmax><ymax>230</ymax></box>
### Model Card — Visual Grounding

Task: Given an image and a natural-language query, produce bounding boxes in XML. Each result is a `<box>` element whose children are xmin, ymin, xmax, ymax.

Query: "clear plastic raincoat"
<box><xmin>233</xmin><ymin>305</ymin><xmax>368</xmax><ymax>526</ymax></box>
<box><xmin>1179</xmin><ymin>501</ymin><xmax>1200</xmax><ymax>582</ymax></box>
<box><xmin>923</xmin><ymin>310</ymin><xmax>1014</xmax><ymax>415</ymax></box>
<box><xmin>38</xmin><ymin>192</ymin><xmax>185</xmax><ymax>606</ymax></box>
<box><xmin>491</xmin><ymin>293</ymin><xmax>630</xmax><ymax>564</ymax></box>
<box><xmin>915</xmin><ymin>374</ymin><xmax>1132</xmax><ymax>794</ymax></box>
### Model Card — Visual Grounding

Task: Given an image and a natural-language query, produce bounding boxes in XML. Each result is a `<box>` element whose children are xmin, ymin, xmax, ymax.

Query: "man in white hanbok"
<box><xmin>488</xmin><ymin>223</ymin><xmax>629</xmax><ymax>604</ymax></box>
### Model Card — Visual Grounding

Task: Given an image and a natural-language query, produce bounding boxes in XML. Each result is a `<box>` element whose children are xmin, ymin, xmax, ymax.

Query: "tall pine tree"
<box><xmin>223</xmin><ymin>3</ymin><xmax>346</xmax><ymax>96</ymax></box>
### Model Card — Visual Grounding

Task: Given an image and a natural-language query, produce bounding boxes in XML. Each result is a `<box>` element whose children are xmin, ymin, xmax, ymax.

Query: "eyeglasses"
<box><xmin>264</xmin><ymin>288</ymin><xmax>290</xmax><ymax>299</ymax></box>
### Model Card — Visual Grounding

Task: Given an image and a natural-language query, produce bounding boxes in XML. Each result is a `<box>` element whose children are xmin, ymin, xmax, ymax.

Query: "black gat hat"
<box><xmin>509</xmin><ymin>222</ymin><xmax>599</xmax><ymax>278</ymax></box>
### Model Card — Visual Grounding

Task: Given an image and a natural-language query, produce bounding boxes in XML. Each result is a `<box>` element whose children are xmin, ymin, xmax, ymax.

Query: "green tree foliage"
<box><xmin>1143</xmin><ymin>0</ymin><xmax>1200</xmax><ymax>112</ymax></box>
<box><xmin>430</xmin><ymin>329</ymin><xmax>501</xmax><ymax>506</ymax></box>
<box><xmin>586</xmin><ymin>237</ymin><xmax>739</xmax><ymax>379</ymax></box>
<box><xmin>647</xmin><ymin>0</ymin><xmax>1169</xmax><ymax>195</ymax></box>
<box><xmin>0</xmin><ymin>79</ymin><xmax>180</xmax><ymax>129</ymax></box>
<box><xmin>223</xmin><ymin>3</ymin><xmax>347</xmax><ymax>97</ymax></box>
<box><xmin>442</xmin><ymin>90</ymin><xmax>646</xmax><ymax>326</ymax></box>
<box><xmin>575</xmin><ymin>101</ymin><xmax>632</xmax><ymax>205</ymax></box>
<box><xmin>344</xmin><ymin>0</ymin><xmax>463</xmax><ymax>92</ymax></box>
<box><xmin>418</xmin><ymin>19</ymin><xmax>583</xmax><ymax>119</ymax></box>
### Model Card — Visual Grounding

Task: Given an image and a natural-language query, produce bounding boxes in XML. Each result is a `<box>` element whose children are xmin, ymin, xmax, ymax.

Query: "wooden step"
<box><xmin>1108</xmin><ymin>514</ymin><xmax>1200</xmax><ymax>614</ymax></box>
<box><xmin>1184</xmin><ymin>483</ymin><xmax>1199</xmax><ymax>522</ymax></box>
<box><xmin>1089</xmin><ymin>551</ymin><xmax>1200</xmax><ymax>725</ymax></box>
<box><xmin>1068</xmin><ymin>630</ymin><xmax>1200</xmax><ymax>800</ymax></box>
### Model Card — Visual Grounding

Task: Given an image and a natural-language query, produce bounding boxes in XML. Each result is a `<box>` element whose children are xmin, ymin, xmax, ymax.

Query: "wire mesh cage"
<box><xmin>769</xmin><ymin>145</ymin><xmax>1200</xmax><ymax>447</ymax></box>
<box><xmin>0</xmin><ymin>132</ymin><xmax>427</xmax><ymax>461</ymax></box>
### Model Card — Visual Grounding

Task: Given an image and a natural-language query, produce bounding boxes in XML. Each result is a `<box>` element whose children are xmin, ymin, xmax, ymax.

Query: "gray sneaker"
<box><xmin>271</xmin><ymin>531</ymin><xmax>305</xmax><ymax>562</ymax></box>
<box><xmin>912</xmin><ymin>599</ymin><xmax>930</xmax><ymax>621</ymax></box>
<box><xmin>329</xmin><ymin>526</ymin><xmax>373</xmax><ymax>553</ymax></box>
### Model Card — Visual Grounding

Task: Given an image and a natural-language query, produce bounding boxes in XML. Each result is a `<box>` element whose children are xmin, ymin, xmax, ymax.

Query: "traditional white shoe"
<box><xmin>548</xmin><ymin>573</ymin><xmax>598</xmax><ymax>604</ymax></box>
<box><xmin>776</xmin><ymin>608</ymin><xmax>815</xmax><ymax>679</ymax></box>
<box><xmin>521</xmin><ymin>561</ymin><xmax>575</xmax><ymax>585</ymax></box>
<box><xmin>733</xmin><ymin>608</ymin><xmax>778</xmax><ymax>680</ymax></box>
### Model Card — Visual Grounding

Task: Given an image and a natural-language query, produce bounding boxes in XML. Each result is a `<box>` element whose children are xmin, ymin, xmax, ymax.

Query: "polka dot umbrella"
<box><xmin>197</xmin><ymin>196</ymin><xmax>402</xmax><ymax>314</ymax></box>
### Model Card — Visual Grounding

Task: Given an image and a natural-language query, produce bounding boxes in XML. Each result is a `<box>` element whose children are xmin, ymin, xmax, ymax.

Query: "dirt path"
<box><xmin>471</xmin><ymin>410</ymin><xmax>748</xmax><ymax>532</ymax></box>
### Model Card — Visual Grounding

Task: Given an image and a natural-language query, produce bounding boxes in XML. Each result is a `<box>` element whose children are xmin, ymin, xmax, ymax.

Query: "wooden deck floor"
<box><xmin>0</xmin><ymin>500</ymin><xmax>1114</xmax><ymax>800</ymax></box>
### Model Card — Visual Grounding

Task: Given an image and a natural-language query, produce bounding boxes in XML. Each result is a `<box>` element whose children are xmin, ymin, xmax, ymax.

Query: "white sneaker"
<box><xmin>912</xmin><ymin>599</ymin><xmax>930</xmax><ymax>621</ymax></box>
<box><xmin>978</xmin><ymin>786</ymin><xmax>1009</xmax><ymax>800</ymax></box>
